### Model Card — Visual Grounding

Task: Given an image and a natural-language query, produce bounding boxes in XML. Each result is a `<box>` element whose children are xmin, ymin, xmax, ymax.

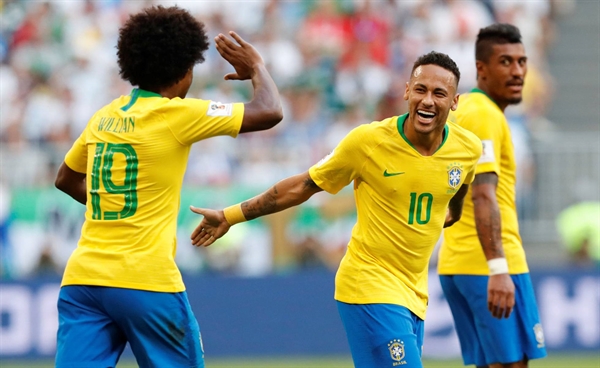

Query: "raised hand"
<box><xmin>215</xmin><ymin>31</ymin><xmax>264</xmax><ymax>81</ymax></box>
<box><xmin>189</xmin><ymin>206</ymin><xmax>231</xmax><ymax>247</ymax></box>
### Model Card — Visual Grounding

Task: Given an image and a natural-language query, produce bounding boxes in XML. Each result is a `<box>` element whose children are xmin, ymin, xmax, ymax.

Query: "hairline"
<box><xmin>411</xmin><ymin>64</ymin><xmax>459</xmax><ymax>88</ymax></box>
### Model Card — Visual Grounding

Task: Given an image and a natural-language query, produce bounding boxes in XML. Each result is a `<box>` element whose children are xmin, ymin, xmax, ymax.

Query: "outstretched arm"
<box><xmin>190</xmin><ymin>171</ymin><xmax>323</xmax><ymax>247</ymax></box>
<box><xmin>472</xmin><ymin>172</ymin><xmax>515</xmax><ymax>319</ymax></box>
<box><xmin>214</xmin><ymin>32</ymin><xmax>283</xmax><ymax>133</ymax></box>
<box><xmin>443</xmin><ymin>183</ymin><xmax>469</xmax><ymax>228</ymax></box>
<box><xmin>55</xmin><ymin>162</ymin><xmax>87</xmax><ymax>205</ymax></box>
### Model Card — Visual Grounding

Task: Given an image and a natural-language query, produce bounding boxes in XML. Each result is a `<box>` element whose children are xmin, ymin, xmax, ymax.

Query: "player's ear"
<box><xmin>451</xmin><ymin>93</ymin><xmax>460</xmax><ymax>111</ymax></box>
<box><xmin>403</xmin><ymin>82</ymin><xmax>410</xmax><ymax>101</ymax></box>
<box><xmin>475</xmin><ymin>60</ymin><xmax>486</xmax><ymax>81</ymax></box>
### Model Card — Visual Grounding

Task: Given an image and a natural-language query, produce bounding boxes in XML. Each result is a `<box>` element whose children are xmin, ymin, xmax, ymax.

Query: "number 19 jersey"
<box><xmin>308</xmin><ymin>114</ymin><xmax>482</xmax><ymax>319</ymax></box>
<box><xmin>62</xmin><ymin>89</ymin><xmax>243</xmax><ymax>292</ymax></box>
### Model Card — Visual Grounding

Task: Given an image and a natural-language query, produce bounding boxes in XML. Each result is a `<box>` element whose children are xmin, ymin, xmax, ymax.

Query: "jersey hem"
<box><xmin>61</xmin><ymin>279</ymin><xmax>186</xmax><ymax>293</ymax></box>
<box><xmin>437</xmin><ymin>269</ymin><xmax>530</xmax><ymax>275</ymax></box>
<box><xmin>334</xmin><ymin>295</ymin><xmax>427</xmax><ymax>320</ymax></box>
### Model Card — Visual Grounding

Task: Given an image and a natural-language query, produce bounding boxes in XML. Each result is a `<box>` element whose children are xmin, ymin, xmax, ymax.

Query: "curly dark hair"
<box><xmin>411</xmin><ymin>51</ymin><xmax>461</xmax><ymax>86</ymax></box>
<box><xmin>117</xmin><ymin>5</ymin><xmax>209</xmax><ymax>91</ymax></box>
<box><xmin>475</xmin><ymin>23</ymin><xmax>522</xmax><ymax>62</ymax></box>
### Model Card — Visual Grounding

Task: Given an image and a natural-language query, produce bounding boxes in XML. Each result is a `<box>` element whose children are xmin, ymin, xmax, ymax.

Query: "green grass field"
<box><xmin>2</xmin><ymin>354</ymin><xmax>598</xmax><ymax>368</ymax></box>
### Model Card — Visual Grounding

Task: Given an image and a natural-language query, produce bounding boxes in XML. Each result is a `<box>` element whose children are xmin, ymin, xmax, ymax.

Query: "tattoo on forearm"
<box><xmin>303</xmin><ymin>177</ymin><xmax>319</xmax><ymax>190</ymax></box>
<box><xmin>475</xmin><ymin>200</ymin><xmax>504</xmax><ymax>259</ymax></box>
<box><xmin>242</xmin><ymin>185</ymin><xmax>278</xmax><ymax>220</ymax></box>
<box><xmin>473</xmin><ymin>173</ymin><xmax>504</xmax><ymax>259</ymax></box>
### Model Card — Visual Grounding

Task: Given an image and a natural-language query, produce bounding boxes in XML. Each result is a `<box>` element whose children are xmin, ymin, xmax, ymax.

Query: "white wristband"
<box><xmin>487</xmin><ymin>257</ymin><xmax>509</xmax><ymax>276</ymax></box>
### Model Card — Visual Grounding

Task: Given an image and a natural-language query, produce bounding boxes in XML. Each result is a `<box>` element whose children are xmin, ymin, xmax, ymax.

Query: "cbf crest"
<box><xmin>447</xmin><ymin>162</ymin><xmax>463</xmax><ymax>189</ymax></box>
<box><xmin>533</xmin><ymin>323</ymin><xmax>545</xmax><ymax>348</ymax></box>
<box><xmin>388</xmin><ymin>339</ymin><xmax>406</xmax><ymax>365</ymax></box>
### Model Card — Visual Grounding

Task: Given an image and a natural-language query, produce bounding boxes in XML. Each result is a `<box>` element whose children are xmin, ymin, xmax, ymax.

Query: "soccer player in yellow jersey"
<box><xmin>53</xmin><ymin>6</ymin><xmax>283</xmax><ymax>368</ymax></box>
<box><xmin>190</xmin><ymin>52</ymin><xmax>482</xmax><ymax>368</ymax></box>
<box><xmin>439</xmin><ymin>24</ymin><xmax>547</xmax><ymax>368</ymax></box>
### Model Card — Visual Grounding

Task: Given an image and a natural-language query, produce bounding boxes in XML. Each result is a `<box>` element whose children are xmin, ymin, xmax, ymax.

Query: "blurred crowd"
<box><xmin>0</xmin><ymin>0</ymin><xmax>579</xmax><ymax>278</ymax></box>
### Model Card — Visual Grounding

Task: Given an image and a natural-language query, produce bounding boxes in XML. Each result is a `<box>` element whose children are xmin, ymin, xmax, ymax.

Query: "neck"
<box><xmin>476</xmin><ymin>83</ymin><xmax>507</xmax><ymax>112</ymax></box>
<box><xmin>156</xmin><ymin>87</ymin><xmax>181</xmax><ymax>99</ymax></box>
<box><xmin>404</xmin><ymin>115</ymin><xmax>446</xmax><ymax>156</ymax></box>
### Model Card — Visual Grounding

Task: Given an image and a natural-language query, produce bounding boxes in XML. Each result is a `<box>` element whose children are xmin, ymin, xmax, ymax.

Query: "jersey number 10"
<box><xmin>408</xmin><ymin>192</ymin><xmax>433</xmax><ymax>225</ymax></box>
<box><xmin>91</xmin><ymin>143</ymin><xmax>139</xmax><ymax>220</ymax></box>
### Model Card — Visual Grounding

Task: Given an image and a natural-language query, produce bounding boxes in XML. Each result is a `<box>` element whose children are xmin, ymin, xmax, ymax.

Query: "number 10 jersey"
<box><xmin>308</xmin><ymin>114</ymin><xmax>481</xmax><ymax>320</ymax></box>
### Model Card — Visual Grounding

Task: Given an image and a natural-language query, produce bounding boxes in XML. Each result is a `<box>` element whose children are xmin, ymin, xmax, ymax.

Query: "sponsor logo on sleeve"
<box><xmin>207</xmin><ymin>101</ymin><xmax>233</xmax><ymax>117</ymax></box>
<box><xmin>478</xmin><ymin>140</ymin><xmax>495</xmax><ymax>164</ymax></box>
<box><xmin>316</xmin><ymin>150</ymin><xmax>335</xmax><ymax>167</ymax></box>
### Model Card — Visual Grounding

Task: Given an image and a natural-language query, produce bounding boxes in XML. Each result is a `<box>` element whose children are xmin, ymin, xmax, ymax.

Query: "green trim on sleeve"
<box><xmin>120</xmin><ymin>88</ymin><xmax>162</xmax><ymax>111</ymax></box>
<box><xmin>397</xmin><ymin>113</ymin><xmax>449</xmax><ymax>154</ymax></box>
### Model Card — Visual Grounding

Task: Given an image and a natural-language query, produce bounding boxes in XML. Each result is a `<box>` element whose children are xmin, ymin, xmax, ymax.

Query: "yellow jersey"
<box><xmin>62</xmin><ymin>88</ymin><xmax>244</xmax><ymax>292</ymax></box>
<box><xmin>309</xmin><ymin>114</ymin><xmax>481</xmax><ymax>319</ymax></box>
<box><xmin>439</xmin><ymin>89</ymin><xmax>529</xmax><ymax>275</ymax></box>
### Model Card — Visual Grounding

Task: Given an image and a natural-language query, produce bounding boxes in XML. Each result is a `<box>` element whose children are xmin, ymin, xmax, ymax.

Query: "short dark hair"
<box><xmin>411</xmin><ymin>51</ymin><xmax>461</xmax><ymax>86</ymax></box>
<box><xmin>117</xmin><ymin>6</ymin><xmax>209</xmax><ymax>91</ymax></box>
<box><xmin>475</xmin><ymin>23</ymin><xmax>522</xmax><ymax>62</ymax></box>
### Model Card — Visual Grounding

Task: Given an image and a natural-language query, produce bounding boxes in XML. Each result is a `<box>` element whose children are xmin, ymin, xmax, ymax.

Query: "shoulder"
<box><xmin>447</xmin><ymin>121</ymin><xmax>483</xmax><ymax>157</ymax></box>
<box><xmin>159</xmin><ymin>97</ymin><xmax>207</xmax><ymax>110</ymax></box>
<box><xmin>343</xmin><ymin>116</ymin><xmax>399</xmax><ymax>148</ymax></box>
<box><xmin>456</xmin><ymin>93</ymin><xmax>505</xmax><ymax>123</ymax></box>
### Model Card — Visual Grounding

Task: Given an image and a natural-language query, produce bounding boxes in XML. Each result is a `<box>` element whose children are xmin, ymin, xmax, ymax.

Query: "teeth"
<box><xmin>418</xmin><ymin>110</ymin><xmax>435</xmax><ymax>117</ymax></box>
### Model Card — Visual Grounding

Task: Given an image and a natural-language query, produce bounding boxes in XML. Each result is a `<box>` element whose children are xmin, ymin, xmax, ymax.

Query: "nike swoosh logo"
<box><xmin>383</xmin><ymin>170</ymin><xmax>405</xmax><ymax>177</ymax></box>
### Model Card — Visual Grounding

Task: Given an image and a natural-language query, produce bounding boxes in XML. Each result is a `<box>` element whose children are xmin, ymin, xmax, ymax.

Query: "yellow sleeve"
<box><xmin>460</xmin><ymin>109</ymin><xmax>502</xmax><ymax>175</ymax></box>
<box><xmin>167</xmin><ymin>99</ymin><xmax>244</xmax><ymax>145</ymax></box>
<box><xmin>309</xmin><ymin>124</ymin><xmax>369</xmax><ymax>194</ymax></box>
<box><xmin>463</xmin><ymin>137</ymin><xmax>483</xmax><ymax>184</ymax></box>
<box><xmin>64</xmin><ymin>129</ymin><xmax>88</xmax><ymax>173</ymax></box>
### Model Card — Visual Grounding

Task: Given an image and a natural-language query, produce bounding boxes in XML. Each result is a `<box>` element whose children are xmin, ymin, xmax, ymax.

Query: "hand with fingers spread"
<box><xmin>189</xmin><ymin>206</ymin><xmax>231</xmax><ymax>247</ymax></box>
<box><xmin>215</xmin><ymin>31</ymin><xmax>264</xmax><ymax>81</ymax></box>
<box><xmin>487</xmin><ymin>273</ymin><xmax>515</xmax><ymax>319</ymax></box>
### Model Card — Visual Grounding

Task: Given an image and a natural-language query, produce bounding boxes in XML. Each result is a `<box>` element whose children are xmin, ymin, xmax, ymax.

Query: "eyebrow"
<box><xmin>414</xmin><ymin>82</ymin><xmax>449</xmax><ymax>93</ymax></box>
<box><xmin>498</xmin><ymin>54</ymin><xmax>528</xmax><ymax>60</ymax></box>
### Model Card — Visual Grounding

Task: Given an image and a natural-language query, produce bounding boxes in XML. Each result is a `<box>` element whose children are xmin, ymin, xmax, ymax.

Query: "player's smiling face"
<box><xmin>477</xmin><ymin>43</ymin><xmax>527</xmax><ymax>107</ymax></box>
<box><xmin>404</xmin><ymin>64</ymin><xmax>459</xmax><ymax>135</ymax></box>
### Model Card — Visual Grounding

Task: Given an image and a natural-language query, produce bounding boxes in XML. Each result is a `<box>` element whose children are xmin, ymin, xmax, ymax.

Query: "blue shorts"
<box><xmin>337</xmin><ymin>302</ymin><xmax>424</xmax><ymax>368</ymax></box>
<box><xmin>439</xmin><ymin>274</ymin><xmax>547</xmax><ymax>366</ymax></box>
<box><xmin>56</xmin><ymin>285</ymin><xmax>204</xmax><ymax>368</ymax></box>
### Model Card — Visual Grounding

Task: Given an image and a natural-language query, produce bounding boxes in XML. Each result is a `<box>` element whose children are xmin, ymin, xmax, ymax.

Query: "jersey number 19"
<box><xmin>91</xmin><ymin>143</ymin><xmax>139</xmax><ymax>220</ymax></box>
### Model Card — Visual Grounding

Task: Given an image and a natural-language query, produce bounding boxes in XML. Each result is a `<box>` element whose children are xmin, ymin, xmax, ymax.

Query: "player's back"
<box><xmin>439</xmin><ymin>90</ymin><xmax>528</xmax><ymax>275</ymax></box>
<box><xmin>62</xmin><ymin>89</ymin><xmax>243</xmax><ymax>292</ymax></box>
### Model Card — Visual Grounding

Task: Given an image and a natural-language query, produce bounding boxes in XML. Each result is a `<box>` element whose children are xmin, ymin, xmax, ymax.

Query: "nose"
<box><xmin>422</xmin><ymin>92</ymin><xmax>434</xmax><ymax>106</ymax></box>
<box><xmin>511</xmin><ymin>62</ymin><xmax>525</xmax><ymax>78</ymax></box>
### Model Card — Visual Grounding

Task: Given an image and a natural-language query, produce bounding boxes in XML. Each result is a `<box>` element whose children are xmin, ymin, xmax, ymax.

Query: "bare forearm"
<box><xmin>55</xmin><ymin>162</ymin><xmax>87</xmax><ymax>205</ymax></box>
<box><xmin>241</xmin><ymin>64</ymin><xmax>283</xmax><ymax>132</ymax></box>
<box><xmin>471</xmin><ymin>173</ymin><xmax>504</xmax><ymax>259</ymax></box>
<box><xmin>241</xmin><ymin>172</ymin><xmax>321</xmax><ymax>220</ymax></box>
<box><xmin>445</xmin><ymin>184</ymin><xmax>468</xmax><ymax>227</ymax></box>
<box><xmin>64</xmin><ymin>182</ymin><xmax>87</xmax><ymax>205</ymax></box>
<box><xmin>473</xmin><ymin>194</ymin><xmax>504</xmax><ymax>259</ymax></box>
<box><xmin>250</xmin><ymin>64</ymin><xmax>280</xmax><ymax>112</ymax></box>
